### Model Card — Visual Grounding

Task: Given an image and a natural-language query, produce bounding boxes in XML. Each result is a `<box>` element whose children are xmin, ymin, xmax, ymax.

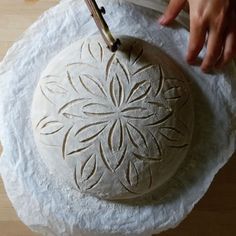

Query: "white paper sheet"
<box><xmin>0</xmin><ymin>0</ymin><xmax>235</xmax><ymax>235</ymax></box>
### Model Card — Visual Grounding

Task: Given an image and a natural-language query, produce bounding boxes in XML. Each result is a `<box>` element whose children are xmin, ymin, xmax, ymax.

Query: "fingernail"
<box><xmin>159</xmin><ymin>16</ymin><xmax>166</xmax><ymax>25</ymax></box>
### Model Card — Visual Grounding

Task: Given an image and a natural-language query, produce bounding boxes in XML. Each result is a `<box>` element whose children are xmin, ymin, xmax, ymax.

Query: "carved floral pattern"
<box><xmin>34</xmin><ymin>38</ymin><xmax>191</xmax><ymax>198</ymax></box>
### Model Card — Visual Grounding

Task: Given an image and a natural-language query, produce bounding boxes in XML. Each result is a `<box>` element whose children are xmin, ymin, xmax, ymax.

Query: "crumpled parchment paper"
<box><xmin>0</xmin><ymin>0</ymin><xmax>236</xmax><ymax>235</ymax></box>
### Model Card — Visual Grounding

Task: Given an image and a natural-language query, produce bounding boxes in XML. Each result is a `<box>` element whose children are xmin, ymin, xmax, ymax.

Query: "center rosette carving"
<box><xmin>32</xmin><ymin>36</ymin><xmax>193</xmax><ymax>200</ymax></box>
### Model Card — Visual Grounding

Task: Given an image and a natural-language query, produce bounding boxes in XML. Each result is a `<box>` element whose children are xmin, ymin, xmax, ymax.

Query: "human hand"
<box><xmin>159</xmin><ymin>0</ymin><xmax>236</xmax><ymax>72</ymax></box>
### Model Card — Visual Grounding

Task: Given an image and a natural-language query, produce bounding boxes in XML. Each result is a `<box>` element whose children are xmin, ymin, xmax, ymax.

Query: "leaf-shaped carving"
<box><xmin>126</xmin><ymin>161</ymin><xmax>139</xmax><ymax>187</ymax></box>
<box><xmin>164</xmin><ymin>86</ymin><xmax>182</xmax><ymax>100</ymax></box>
<box><xmin>126</xmin><ymin>80</ymin><xmax>151</xmax><ymax>104</ymax></box>
<box><xmin>75</xmin><ymin>121</ymin><xmax>108</xmax><ymax>143</ymax></box>
<box><xmin>109</xmin><ymin>75</ymin><xmax>124</xmax><ymax>107</ymax></box>
<box><xmin>79</xmin><ymin>74</ymin><xmax>106</xmax><ymax>98</ymax></box>
<box><xmin>63</xmin><ymin>127</ymin><xmax>91</xmax><ymax>158</ymax></box>
<box><xmin>81</xmin><ymin>154</ymin><xmax>97</xmax><ymax>181</ymax></box>
<box><xmin>58</xmin><ymin>98</ymin><xmax>88</xmax><ymax>119</ymax></box>
<box><xmin>108</xmin><ymin>119</ymin><xmax>124</xmax><ymax>152</ymax></box>
<box><xmin>126</xmin><ymin>122</ymin><xmax>148</xmax><ymax>148</ymax></box>
<box><xmin>82</xmin><ymin>103</ymin><xmax>114</xmax><ymax>117</ymax></box>
<box><xmin>44</xmin><ymin>81</ymin><xmax>67</xmax><ymax>94</ymax></box>
<box><xmin>121</xmin><ymin>106</ymin><xmax>153</xmax><ymax>120</ymax></box>
<box><xmin>40</xmin><ymin>120</ymin><xmax>63</xmax><ymax>135</ymax></box>
<box><xmin>99</xmin><ymin>142</ymin><xmax>113</xmax><ymax>172</ymax></box>
<box><xmin>107</xmin><ymin>57</ymin><xmax>130</xmax><ymax>83</ymax></box>
<box><xmin>40</xmin><ymin>78</ymin><xmax>67</xmax><ymax>105</ymax></box>
<box><xmin>163</xmin><ymin>78</ymin><xmax>187</xmax><ymax>102</ymax></box>
<box><xmin>115</xmin><ymin>146</ymin><xmax>127</xmax><ymax>170</ymax></box>
<box><xmin>159</xmin><ymin>127</ymin><xmax>184</xmax><ymax>142</ymax></box>
<box><xmin>145</xmin><ymin>106</ymin><xmax>173</xmax><ymax>127</ymax></box>
<box><xmin>86</xmin><ymin>42</ymin><xmax>104</xmax><ymax>62</ymax></box>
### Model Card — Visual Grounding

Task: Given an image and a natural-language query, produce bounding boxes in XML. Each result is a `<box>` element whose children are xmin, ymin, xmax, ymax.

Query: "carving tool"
<box><xmin>84</xmin><ymin>0</ymin><xmax>121</xmax><ymax>52</ymax></box>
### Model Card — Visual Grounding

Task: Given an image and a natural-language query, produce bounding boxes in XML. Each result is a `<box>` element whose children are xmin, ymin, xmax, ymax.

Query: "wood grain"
<box><xmin>0</xmin><ymin>1</ymin><xmax>235</xmax><ymax>236</ymax></box>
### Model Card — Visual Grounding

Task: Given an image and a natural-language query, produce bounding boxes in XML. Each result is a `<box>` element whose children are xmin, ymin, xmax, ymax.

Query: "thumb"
<box><xmin>159</xmin><ymin>0</ymin><xmax>186</xmax><ymax>25</ymax></box>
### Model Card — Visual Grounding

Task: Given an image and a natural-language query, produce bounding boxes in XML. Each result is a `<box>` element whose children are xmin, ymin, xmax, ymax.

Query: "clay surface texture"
<box><xmin>31</xmin><ymin>36</ymin><xmax>194</xmax><ymax>200</ymax></box>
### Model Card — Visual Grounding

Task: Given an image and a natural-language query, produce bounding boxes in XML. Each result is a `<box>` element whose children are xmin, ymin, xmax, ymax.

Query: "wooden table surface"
<box><xmin>0</xmin><ymin>1</ymin><xmax>236</xmax><ymax>235</ymax></box>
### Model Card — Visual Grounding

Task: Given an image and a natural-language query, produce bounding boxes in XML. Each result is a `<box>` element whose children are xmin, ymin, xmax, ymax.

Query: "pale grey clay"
<box><xmin>31</xmin><ymin>35</ymin><xmax>194</xmax><ymax>200</ymax></box>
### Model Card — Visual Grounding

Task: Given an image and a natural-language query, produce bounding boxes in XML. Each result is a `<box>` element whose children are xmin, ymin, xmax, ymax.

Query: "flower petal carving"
<box><xmin>58</xmin><ymin>98</ymin><xmax>88</xmax><ymax>119</ymax></box>
<box><xmin>80</xmin><ymin>154</ymin><xmax>97</xmax><ymax>181</ymax></box>
<box><xmin>126</xmin><ymin>161</ymin><xmax>139</xmax><ymax>187</ymax></box>
<box><xmin>145</xmin><ymin>105</ymin><xmax>173</xmax><ymax>127</ymax></box>
<box><xmin>82</xmin><ymin>103</ymin><xmax>114</xmax><ymax>117</ymax></box>
<box><xmin>79</xmin><ymin>74</ymin><xmax>107</xmax><ymax>98</ymax></box>
<box><xmin>44</xmin><ymin>81</ymin><xmax>67</xmax><ymax>94</ymax></box>
<box><xmin>75</xmin><ymin>121</ymin><xmax>108</xmax><ymax>143</ymax></box>
<box><xmin>110</xmin><ymin>75</ymin><xmax>124</xmax><ymax>107</ymax></box>
<box><xmin>108</xmin><ymin>119</ymin><xmax>124</xmax><ymax>152</ymax></box>
<box><xmin>126</xmin><ymin>80</ymin><xmax>151</xmax><ymax>104</ymax></box>
<box><xmin>126</xmin><ymin>122</ymin><xmax>148</xmax><ymax>149</ymax></box>
<box><xmin>107</xmin><ymin>57</ymin><xmax>130</xmax><ymax>83</ymax></box>
<box><xmin>40</xmin><ymin>80</ymin><xmax>67</xmax><ymax>104</ymax></box>
<box><xmin>40</xmin><ymin>120</ymin><xmax>64</xmax><ymax>135</ymax></box>
<box><xmin>163</xmin><ymin>78</ymin><xmax>187</xmax><ymax>102</ymax></box>
<box><xmin>159</xmin><ymin>127</ymin><xmax>184</xmax><ymax>142</ymax></box>
<box><xmin>121</xmin><ymin>106</ymin><xmax>153</xmax><ymax>120</ymax></box>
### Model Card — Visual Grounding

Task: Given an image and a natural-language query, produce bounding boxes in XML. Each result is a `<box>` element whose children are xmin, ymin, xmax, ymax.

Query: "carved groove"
<box><xmin>86</xmin><ymin>174</ymin><xmax>103</xmax><ymax>190</ymax></box>
<box><xmin>146</xmin><ymin>111</ymin><xmax>173</xmax><ymax>127</ymax></box>
<box><xmin>62</xmin><ymin>126</ymin><xmax>73</xmax><ymax>159</ymax></box>
<box><xmin>79</xmin><ymin>74</ymin><xmax>106</xmax><ymax>97</ymax></box>
<box><xmin>131</xmin><ymin>48</ymin><xmax>143</xmax><ymax>65</ymax></box>
<box><xmin>132</xmin><ymin>64</ymin><xmax>153</xmax><ymax>77</ymax></box>
<box><xmin>40</xmin><ymin>85</ymin><xmax>55</xmax><ymax>105</ymax></box>
<box><xmin>155</xmin><ymin>65</ymin><xmax>164</xmax><ymax>97</ymax></box>
<box><xmin>126</xmin><ymin>80</ymin><xmax>151</xmax><ymax>104</ymax></box>
<box><xmin>74</xmin><ymin>165</ymin><xmax>81</xmax><ymax>190</ymax></box>
<box><xmin>98</xmin><ymin>42</ymin><xmax>103</xmax><ymax>62</ymax></box>
<box><xmin>67</xmin><ymin>62</ymin><xmax>97</xmax><ymax>69</ymax></box>
<box><xmin>80</xmin><ymin>41</ymin><xmax>85</xmax><ymax>59</ymax></box>
<box><xmin>126</xmin><ymin>161</ymin><xmax>139</xmax><ymax>187</ymax></box>
<box><xmin>88</xmin><ymin>43</ymin><xmax>96</xmax><ymax>60</ymax></box>
<box><xmin>99</xmin><ymin>142</ymin><xmax>113</xmax><ymax>172</ymax></box>
<box><xmin>79</xmin><ymin>125</ymin><xmax>107</xmax><ymax>143</ymax></box>
<box><xmin>108</xmin><ymin>120</ymin><xmax>117</xmax><ymax>151</ymax></box>
<box><xmin>106</xmin><ymin>54</ymin><xmax>116</xmax><ymax>80</ymax></box>
<box><xmin>133</xmin><ymin>152</ymin><xmax>162</xmax><ymax>162</ymax></box>
<box><xmin>36</xmin><ymin>116</ymin><xmax>48</xmax><ymax>128</ymax></box>
<box><xmin>67</xmin><ymin>71</ymin><xmax>79</xmax><ymax>93</ymax></box>
<box><xmin>75</xmin><ymin>121</ymin><xmax>108</xmax><ymax>136</ymax></box>
<box><xmin>58</xmin><ymin>98</ymin><xmax>87</xmax><ymax>114</ymax></box>
<box><xmin>119</xmin><ymin>180</ymin><xmax>138</xmax><ymax>195</ymax></box>
<box><xmin>81</xmin><ymin>154</ymin><xmax>97</xmax><ymax>181</ymax></box>
<box><xmin>116</xmin><ymin>59</ymin><xmax>130</xmax><ymax>83</ymax></box>
<box><xmin>67</xmin><ymin>145</ymin><xmax>90</xmax><ymax>156</ymax></box>
<box><xmin>127</xmin><ymin>122</ymin><xmax>148</xmax><ymax>148</ymax></box>
<box><xmin>115</xmin><ymin>146</ymin><xmax>127</xmax><ymax>170</ymax></box>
